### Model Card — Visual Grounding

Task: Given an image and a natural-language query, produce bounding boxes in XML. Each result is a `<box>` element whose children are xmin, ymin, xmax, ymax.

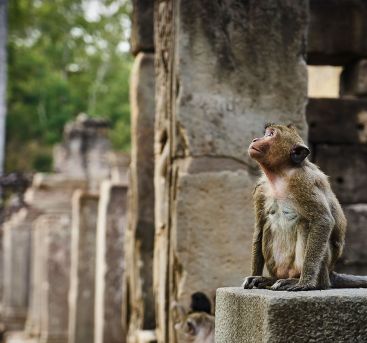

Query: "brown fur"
<box><xmin>243</xmin><ymin>124</ymin><xmax>366</xmax><ymax>291</ymax></box>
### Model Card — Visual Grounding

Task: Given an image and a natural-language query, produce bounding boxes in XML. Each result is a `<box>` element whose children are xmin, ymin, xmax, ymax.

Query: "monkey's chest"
<box><xmin>264</xmin><ymin>198</ymin><xmax>305</xmax><ymax>278</ymax></box>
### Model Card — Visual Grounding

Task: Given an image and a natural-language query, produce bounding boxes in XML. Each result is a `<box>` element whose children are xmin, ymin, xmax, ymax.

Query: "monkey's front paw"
<box><xmin>286</xmin><ymin>282</ymin><xmax>318</xmax><ymax>291</ymax></box>
<box><xmin>271</xmin><ymin>278</ymin><xmax>299</xmax><ymax>291</ymax></box>
<box><xmin>243</xmin><ymin>276</ymin><xmax>275</xmax><ymax>289</ymax></box>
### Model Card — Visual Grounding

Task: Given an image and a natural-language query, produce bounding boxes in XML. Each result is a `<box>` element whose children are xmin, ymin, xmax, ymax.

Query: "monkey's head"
<box><xmin>248</xmin><ymin>123</ymin><xmax>310</xmax><ymax>171</ymax></box>
<box><xmin>172</xmin><ymin>292</ymin><xmax>215</xmax><ymax>343</ymax></box>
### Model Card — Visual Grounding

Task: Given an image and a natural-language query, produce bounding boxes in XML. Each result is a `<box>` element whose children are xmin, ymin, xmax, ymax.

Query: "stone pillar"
<box><xmin>125</xmin><ymin>51</ymin><xmax>156</xmax><ymax>341</ymax></box>
<box><xmin>94</xmin><ymin>181</ymin><xmax>127</xmax><ymax>343</ymax></box>
<box><xmin>68</xmin><ymin>191</ymin><xmax>99</xmax><ymax>343</ymax></box>
<box><xmin>2</xmin><ymin>208</ymin><xmax>38</xmax><ymax>330</ymax></box>
<box><xmin>215</xmin><ymin>288</ymin><xmax>367</xmax><ymax>342</ymax></box>
<box><xmin>154</xmin><ymin>1</ymin><xmax>308</xmax><ymax>342</ymax></box>
<box><xmin>23</xmin><ymin>174</ymin><xmax>86</xmax><ymax>341</ymax></box>
<box><xmin>38</xmin><ymin>213</ymin><xmax>71</xmax><ymax>343</ymax></box>
<box><xmin>53</xmin><ymin>114</ymin><xmax>112</xmax><ymax>191</ymax></box>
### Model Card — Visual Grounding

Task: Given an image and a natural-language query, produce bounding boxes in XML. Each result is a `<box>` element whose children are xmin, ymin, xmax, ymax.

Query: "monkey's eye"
<box><xmin>264</xmin><ymin>129</ymin><xmax>274</xmax><ymax>137</ymax></box>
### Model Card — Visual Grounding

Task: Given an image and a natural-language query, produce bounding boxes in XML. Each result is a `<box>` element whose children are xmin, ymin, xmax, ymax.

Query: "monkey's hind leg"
<box><xmin>243</xmin><ymin>276</ymin><xmax>277</xmax><ymax>289</ymax></box>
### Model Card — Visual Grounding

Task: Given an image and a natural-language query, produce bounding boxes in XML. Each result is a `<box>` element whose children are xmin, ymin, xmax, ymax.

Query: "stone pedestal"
<box><xmin>94</xmin><ymin>181</ymin><xmax>128</xmax><ymax>343</ymax></box>
<box><xmin>2</xmin><ymin>209</ymin><xmax>37</xmax><ymax>330</ymax></box>
<box><xmin>126</xmin><ymin>51</ymin><xmax>156</xmax><ymax>340</ymax></box>
<box><xmin>154</xmin><ymin>1</ymin><xmax>308</xmax><ymax>342</ymax></box>
<box><xmin>68</xmin><ymin>191</ymin><xmax>99</xmax><ymax>343</ymax></box>
<box><xmin>215</xmin><ymin>287</ymin><xmax>367</xmax><ymax>342</ymax></box>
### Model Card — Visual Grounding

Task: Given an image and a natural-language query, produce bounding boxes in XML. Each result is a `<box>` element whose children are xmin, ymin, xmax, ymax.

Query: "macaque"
<box><xmin>173</xmin><ymin>292</ymin><xmax>215</xmax><ymax>343</ymax></box>
<box><xmin>243</xmin><ymin>123</ymin><xmax>367</xmax><ymax>291</ymax></box>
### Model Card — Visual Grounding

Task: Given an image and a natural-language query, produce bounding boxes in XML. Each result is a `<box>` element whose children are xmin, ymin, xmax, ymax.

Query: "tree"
<box><xmin>6</xmin><ymin>0</ymin><xmax>132</xmax><ymax>172</ymax></box>
<box><xmin>0</xmin><ymin>0</ymin><xmax>7</xmax><ymax>176</ymax></box>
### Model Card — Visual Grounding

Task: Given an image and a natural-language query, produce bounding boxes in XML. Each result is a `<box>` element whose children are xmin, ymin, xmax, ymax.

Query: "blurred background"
<box><xmin>5</xmin><ymin>0</ymin><xmax>131</xmax><ymax>172</ymax></box>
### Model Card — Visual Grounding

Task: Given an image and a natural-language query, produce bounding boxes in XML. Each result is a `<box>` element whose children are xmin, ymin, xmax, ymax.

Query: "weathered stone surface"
<box><xmin>314</xmin><ymin>145</ymin><xmax>367</xmax><ymax>203</ymax></box>
<box><xmin>38</xmin><ymin>214</ymin><xmax>71</xmax><ymax>343</ymax></box>
<box><xmin>25</xmin><ymin>216</ymin><xmax>46</xmax><ymax>338</ymax></box>
<box><xmin>306</xmin><ymin>98</ymin><xmax>367</xmax><ymax>144</ymax></box>
<box><xmin>53</xmin><ymin>114</ymin><xmax>112</xmax><ymax>191</ymax></box>
<box><xmin>308</xmin><ymin>0</ymin><xmax>367</xmax><ymax>65</ymax></box>
<box><xmin>340</xmin><ymin>59</ymin><xmax>367</xmax><ymax>97</ymax></box>
<box><xmin>155</xmin><ymin>0</ymin><xmax>308</xmax><ymax>166</ymax></box>
<box><xmin>95</xmin><ymin>181</ymin><xmax>127</xmax><ymax>343</ymax></box>
<box><xmin>216</xmin><ymin>287</ymin><xmax>367</xmax><ymax>343</ymax></box>
<box><xmin>154</xmin><ymin>1</ymin><xmax>308</xmax><ymax>342</ymax></box>
<box><xmin>24</xmin><ymin>174</ymin><xmax>85</xmax><ymax>340</ymax></box>
<box><xmin>4</xmin><ymin>331</ymin><xmax>38</xmax><ymax>343</ymax></box>
<box><xmin>131</xmin><ymin>0</ymin><xmax>154</xmax><ymax>55</ymax></box>
<box><xmin>24</xmin><ymin>173</ymin><xmax>86</xmax><ymax>213</ymax></box>
<box><xmin>2</xmin><ymin>209</ymin><xmax>36</xmax><ymax>331</ymax></box>
<box><xmin>126</xmin><ymin>52</ymin><xmax>155</xmax><ymax>340</ymax></box>
<box><xmin>68</xmin><ymin>191</ymin><xmax>99</xmax><ymax>343</ymax></box>
<box><xmin>108</xmin><ymin>151</ymin><xmax>130</xmax><ymax>184</ymax></box>
<box><xmin>335</xmin><ymin>204</ymin><xmax>367</xmax><ymax>275</ymax></box>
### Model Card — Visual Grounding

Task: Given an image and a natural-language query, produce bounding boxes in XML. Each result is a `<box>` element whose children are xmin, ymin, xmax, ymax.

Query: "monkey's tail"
<box><xmin>330</xmin><ymin>271</ymin><xmax>367</xmax><ymax>288</ymax></box>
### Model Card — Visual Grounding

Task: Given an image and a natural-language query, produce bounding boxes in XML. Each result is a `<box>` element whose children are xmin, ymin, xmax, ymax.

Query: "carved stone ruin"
<box><xmin>2</xmin><ymin>208</ymin><xmax>38</xmax><ymax>330</ymax></box>
<box><xmin>68</xmin><ymin>191</ymin><xmax>99</xmax><ymax>343</ymax></box>
<box><xmin>94</xmin><ymin>181</ymin><xmax>128</xmax><ymax>343</ymax></box>
<box><xmin>53</xmin><ymin>113</ymin><xmax>112</xmax><ymax>191</ymax></box>
<box><xmin>153</xmin><ymin>1</ymin><xmax>308</xmax><ymax>342</ymax></box>
<box><xmin>23</xmin><ymin>174</ymin><xmax>86</xmax><ymax>342</ymax></box>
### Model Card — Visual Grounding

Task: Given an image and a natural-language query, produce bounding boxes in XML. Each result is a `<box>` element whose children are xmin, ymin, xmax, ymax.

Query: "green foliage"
<box><xmin>6</xmin><ymin>0</ymin><xmax>132</xmax><ymax>172</ymax></box>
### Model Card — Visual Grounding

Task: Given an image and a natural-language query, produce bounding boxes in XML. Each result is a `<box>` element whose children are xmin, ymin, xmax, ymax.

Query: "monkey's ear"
<box><xmin>190</xmin><ymin>292</ymin><xmax>211</xmax><ymax>314</ymax></box>
<box><xmin>290</xmin><ymin>144</ymin><xmax>310</xmax><ymax>164</ymax></box>
<box><xmin>287</xmin><ymin>123</ymin><xmax>297</xmax><ymax>131</ymax></box>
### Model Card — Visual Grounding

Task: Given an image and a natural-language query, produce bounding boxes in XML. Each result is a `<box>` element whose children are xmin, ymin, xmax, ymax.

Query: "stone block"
<box><xmin>126</xmin><ymin>52</ymin><xmax>155</xmax><ymax>338</ymax></box>
<box><xmin>308</xmin><ymin>0</ymin><xmax>367</xmax><ymax>65</ymax></box>
<box><xmin>68</xmin><ymin>191</ymin><xmax>99</xmax><ymax>343</ymax></box>
<box><xmin>131</xmin><ymin>0</ymin><xmax>154</xmax><ymax>55</ymax></box>
<box><xmin>2</xmin><ymin>209</ymin><xmax>36</xmax><ymax>331</ymax></box>
<box><xmin>216</xmin><ymin>288</ymin><xmax>367</xmax><ymax>343</ymax></box>
<box><xmin>313</xmin><ymin>145</ymin><xmax>367</xmax><ymax>203</ymax></box>
<box><xmin>340</xmin><ymin>59</ymin><xmax>367</xmax><ymax>97</ymax></box>
<box><xmin>306</xmin><ymin>98</ymin><xmax>367</xmax><ymax>144</ymax></box>
<box><xmin>335</xmin><ymin>204</ymin><xmax>367</xmax><ymax>275</ymax></box>
<box><xmin>95</xmin><ymin>181</ymin><xmax>128</xmax><ymax>343</ymax></box>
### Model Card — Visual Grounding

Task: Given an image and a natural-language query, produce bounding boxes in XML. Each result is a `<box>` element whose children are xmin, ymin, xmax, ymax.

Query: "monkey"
<box><xmin>243</xmin><ymin>123</ymin><xmax>367</xmax><ymax>291</ymax></box>
<box><xmin>172</xmin><ymin>292</ymin><xmax>215</xmax><ymax>343</ymax></box>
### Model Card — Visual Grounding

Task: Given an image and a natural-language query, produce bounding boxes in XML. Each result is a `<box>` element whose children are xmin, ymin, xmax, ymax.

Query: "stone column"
<box><xmin>68</xmin><ymin>191</ymin><xmax>99</xmax><ymax>343</ymax></box>
<box><xmin>38</xmin><ymin>213</ymin><xmax>71</xmax><ymax>343</ymax></box>
<box><xmin>2</xmin><ymin>208</ymin><xmax>38</xmax><ymax>330</ymax></box>
<box><xmin>216</xmin><ymin>288</ymin><xmax>367</xmax><ymax>342</ymax></box>
<box><xmin>94</xmin><ymin>181</ymin><xmax>128</xmax><ymax>343</ymax></box>
<box><xmin>125</xmin><ymin>51</ymin><xmax>156</xmax><ymax>341</ymax></box>
<box><xmin>23</xmin><ymin>174</ymin><xmax>86</xmax><ymax>341</ymax></box>
<box><xmin>154</xmin><ymin>1</ymin><xmax>308</xmax><ymax>342</ymax></box>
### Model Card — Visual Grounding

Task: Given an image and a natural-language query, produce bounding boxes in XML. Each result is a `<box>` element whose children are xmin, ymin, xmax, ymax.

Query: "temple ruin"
<box><xmin>0</xmin><ymin>0</ymin><xmax>367</xmax><ymax>342</ymax></box>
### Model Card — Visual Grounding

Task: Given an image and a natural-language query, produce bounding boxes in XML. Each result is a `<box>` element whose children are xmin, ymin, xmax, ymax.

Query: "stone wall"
<box><xmin>154</xmin><ymin>1</ymin><xmax>308</xmax><ymax>342</ymax></box>
<box><xmin>125</xmin><ymin>1</ymin><xmax>156</xmax><ymax>341</ymax></box>
<box><xmin>306</xmin><ymin>0</ymin><xmax>367</xmax><ymax>275</ymax></box>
